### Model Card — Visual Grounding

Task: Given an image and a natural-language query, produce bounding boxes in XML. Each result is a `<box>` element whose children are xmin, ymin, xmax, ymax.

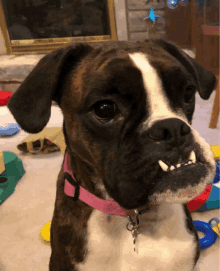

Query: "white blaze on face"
<box><xmin>128</xmin><ymin>52</ymin><xmax>188</xmax><ymax>129</ymax></box>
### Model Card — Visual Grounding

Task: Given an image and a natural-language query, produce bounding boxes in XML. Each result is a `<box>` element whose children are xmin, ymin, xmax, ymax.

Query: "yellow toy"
<box><xmin>211</xmin><ymin>145</ymin><xmax>220</xmax><ymax>161</ymax></box>
<box><xmin>40</xmin><ymin>222</ymin><xmax>51</xmax><ymax>242</ymax></box>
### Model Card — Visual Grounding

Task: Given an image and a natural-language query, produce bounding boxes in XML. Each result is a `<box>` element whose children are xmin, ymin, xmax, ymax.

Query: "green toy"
<box><xmin>0</xmin><ymin>151</ymin><xmax>25</xmax><ymax>204</ymax></box>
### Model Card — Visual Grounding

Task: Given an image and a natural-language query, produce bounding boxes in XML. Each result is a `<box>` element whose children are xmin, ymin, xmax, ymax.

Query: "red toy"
<box><xmin>187</xmin><ymin>160</ymin><xmax>220</xmax><ymax>212</ymax></box>
<box><xmin>0</xmin><ymin>90</ymin><xmax>13</xmax><ymax>106</ymax></box>
<box><xmin>187</xmin><ymin>184</ymin><xmax>212</xmax><ymax>211</ymax></box>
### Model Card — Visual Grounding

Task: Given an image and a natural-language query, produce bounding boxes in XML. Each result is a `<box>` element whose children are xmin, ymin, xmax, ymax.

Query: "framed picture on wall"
<box><xmin>0</xmin><ymin>0</ymin><xmax>117</xmax><ymax>54</ymax></box>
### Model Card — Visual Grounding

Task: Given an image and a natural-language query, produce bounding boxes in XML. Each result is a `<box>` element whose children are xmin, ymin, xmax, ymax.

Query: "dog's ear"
<box><xmin>154</xmin><ymin>39</ymin><xmax>216</xmax><ymax>100</ymax></box>
<box><xmin>7</xmin><ymin>43</ymin><xmax>92</xmax><ymax>133</ymax></box>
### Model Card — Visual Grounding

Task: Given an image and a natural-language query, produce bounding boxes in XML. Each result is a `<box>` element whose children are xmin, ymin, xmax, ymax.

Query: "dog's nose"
<box><xmin>147</xmin><ymin>118</ymin><xmax>191</xmax><ymax>144</ymax></box>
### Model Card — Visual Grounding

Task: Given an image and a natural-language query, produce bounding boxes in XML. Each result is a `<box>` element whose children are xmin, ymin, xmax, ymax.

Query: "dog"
<box><xmin>8</xmin><ymin>39</ymin><xmax>216</xmax><ymax>271</ymax></box>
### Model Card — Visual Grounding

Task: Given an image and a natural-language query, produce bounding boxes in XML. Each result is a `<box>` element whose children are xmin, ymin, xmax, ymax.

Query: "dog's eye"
<box><xmin>184</xmin><ymin>85</ymin><xmax>196</xmax><ymax>104</ymax></box>
<box><xmin>92</xmin><ymin>100</ymin><xmax>117</xmax><ymax>122</ymax></box>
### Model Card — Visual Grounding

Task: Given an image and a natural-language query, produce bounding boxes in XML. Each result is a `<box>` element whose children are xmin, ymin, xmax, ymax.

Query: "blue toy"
<box><xmin>0</xmin><ymin>123</ymin><xmax>20</xmax><ymax>136</ymax></box>
<box><xmin>193</xmin><ymin>218</ymin><xmax>219</xmax><ymax>250</ymax></box>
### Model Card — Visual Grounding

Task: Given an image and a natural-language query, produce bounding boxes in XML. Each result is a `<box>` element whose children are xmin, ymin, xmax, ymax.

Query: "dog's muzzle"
<box><xmin>147</xmin><ymin>118</ymin><xmax>193</xmax><ymax>167</ymax></box>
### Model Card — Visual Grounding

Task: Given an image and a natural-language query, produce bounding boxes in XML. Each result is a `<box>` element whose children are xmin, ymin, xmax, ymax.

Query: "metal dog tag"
<box><xmin>126</xmin><ymin>209</ymin><xmax>140</xmax><ymax>253</ymax></box>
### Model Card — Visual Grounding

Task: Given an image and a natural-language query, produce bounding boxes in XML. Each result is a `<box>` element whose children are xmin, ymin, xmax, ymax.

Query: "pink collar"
<box><xmin>63</xmin><ymin>152</ymin><xmax>148</xmax><ymax>216</ymax></box>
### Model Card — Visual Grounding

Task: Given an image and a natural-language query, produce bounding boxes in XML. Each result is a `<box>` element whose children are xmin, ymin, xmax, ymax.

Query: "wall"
<box><xmin>0</xmin><ymin>28</ymin><xmax>6</xmax><ymax>54</ymax></box>
<box><xmin>114</xmin><ymin>0</ymin><xmax>128</xmax><ymax>40</ymax></box>
<box><xmin>127</xmin><ymin>0</ymin><xmax>166</xmax><ymax>41</ymax></box>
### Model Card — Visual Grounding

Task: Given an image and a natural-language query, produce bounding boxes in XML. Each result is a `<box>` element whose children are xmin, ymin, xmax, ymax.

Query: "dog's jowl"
<box><xmin>8</xmin><ymin>40</ymin><xmax>216</xmax><ymax>271</ymax></box>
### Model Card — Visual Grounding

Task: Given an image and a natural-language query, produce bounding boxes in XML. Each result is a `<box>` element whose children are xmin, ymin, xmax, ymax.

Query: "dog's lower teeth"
<box><xmin>189</xmin><ymin>151</ymin><xmax>196</xmax><ymax>163</ymax></box>
<box><xmin>159</xmin><ymin>156</ymin><xmax>196</xmax><ymax>172</ymax></box>
<box><xmin>170</xmin><ymin>166</ymin><xmax>175</xmax><ymax>171</ymax></box>
<box><xmin>158</xmin><ymin>160</ymin><xmax>169</xmax><ymax>172</ymax></box>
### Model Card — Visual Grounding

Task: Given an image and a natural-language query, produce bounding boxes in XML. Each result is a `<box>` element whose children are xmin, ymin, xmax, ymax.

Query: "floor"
<box><xmin>0</xmin><ymin>91</ymin><xmax>219</xmax><ymax>271</ymax></box>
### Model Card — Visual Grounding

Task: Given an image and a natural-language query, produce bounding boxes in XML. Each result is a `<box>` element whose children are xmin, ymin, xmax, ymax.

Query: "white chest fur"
<box><xmin>77</xmin><ymin>203</ymin><xmax>196</xmax><ymax>271</ymax></box>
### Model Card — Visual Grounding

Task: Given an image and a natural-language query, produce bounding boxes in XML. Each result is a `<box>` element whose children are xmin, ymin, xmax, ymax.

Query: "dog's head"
<box><xmin>8</xmin><ymin>40</ymin><xmax>216</xmax><ymax>210</ymax></box>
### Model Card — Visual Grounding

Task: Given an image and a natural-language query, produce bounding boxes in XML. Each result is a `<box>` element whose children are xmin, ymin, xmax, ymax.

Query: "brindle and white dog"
<box><xmin>8</xmin><ymin>39</ymin><xmax>216</xmax><ymax>271</ymax></box>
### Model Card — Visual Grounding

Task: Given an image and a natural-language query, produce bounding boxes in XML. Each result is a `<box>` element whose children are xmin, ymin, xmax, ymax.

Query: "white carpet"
<box><xmin>0</xmin><ymin>91</ymin><xmax>219</xmax><ymax>271</ymax></box>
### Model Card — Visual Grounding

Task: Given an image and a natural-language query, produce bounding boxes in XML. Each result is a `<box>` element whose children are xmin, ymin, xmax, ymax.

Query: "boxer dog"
<box><xmin>8</xmin><ymin>39</ymin><xmax>216</xmax><ymax>271</ymax></box>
